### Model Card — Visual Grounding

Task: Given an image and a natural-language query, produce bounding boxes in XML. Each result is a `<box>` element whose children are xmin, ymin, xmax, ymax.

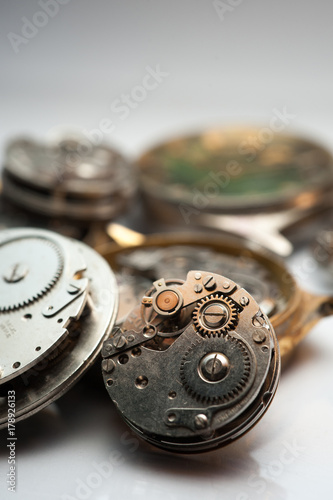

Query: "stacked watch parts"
<box><xmin>138</xmin><ymin>128</ymin><xmax>333</xmax><ymax>256</ymax></box>
<box><xmin>103</xmin><ymin>228</ymin><xmax>333</xmax><ymax>362</ymax></box>
<box><xmin>1</xmin><ymin>134</ymin><xmax>136</xmax><ymax>238</ymax></box>
<box><xmin>0</xmin><ymin>227</ymin><xmax>118</xmax><ymax>428</ymax></box>
<box><xmin>102</xmin><ymin>270</ymin><xmax>280</xmax><ymax>452</ymax></box>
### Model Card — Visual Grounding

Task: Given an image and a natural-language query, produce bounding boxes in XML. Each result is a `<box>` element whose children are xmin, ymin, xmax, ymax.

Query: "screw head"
<box><xmin>240</xmin><ymin>296</ymin><xmax>249</xmax><ymax>306</ymax></box>
<box><xmin>203</xmin><ymin>275</ymin><xmax>216</xmax><ymax>291</ymax></box>
<box><xmin>194</xmin><ymin>284</ymin><xmax>203</xmax><ymax>293</ymax></box>
<box><xmin>194</xmin><ymin>413</ymin><xmax>208</xmax><ymax>430</ymax></box>
<box><xmin>252</xmin><ymin>314</ymin><xmax>267</xmax><ymax>328</ymax></box>
<box><xmin>113</xmin><ymin>335</ymin><xmax>127</xmax><ymax>349</ymax></box>
<box><xmin>199</xmin><ymin>352</ymin><xmax>230</xmax><ymax>383</ymax></box>
<box><xmin>253</xmin><ymin>329</ymin><xmax>267</xmax><ymax>343</ymax></box>
<box><xmin>202</xmin><ymin>302</ymin><xmax>229</xmax><ymax>329</ymax></box>
<box><xmin>143</xmin><ymin>325</ymin><xmax>156</xmax><ymax>339</ymax></box>
<box><xmin>102</xmin><ymin>358</ymin><xmax>115</xmax><ymax>373</ymax></box>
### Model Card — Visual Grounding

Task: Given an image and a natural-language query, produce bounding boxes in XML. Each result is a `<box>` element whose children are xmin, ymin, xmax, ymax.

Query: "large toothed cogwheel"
<box><xmin>192</xmin><ymin>294</ymin><xmax>239</xmax><ymax>337</ymax></box>
<box><xmin>0</xmin><ymin>236</ymin><xmax>63</xmax><ymax>312</ymax></box>
<box><xmin>180</xmin><ymin>334</ymin><xmax>254</xmax><ymax>405</ymax></box>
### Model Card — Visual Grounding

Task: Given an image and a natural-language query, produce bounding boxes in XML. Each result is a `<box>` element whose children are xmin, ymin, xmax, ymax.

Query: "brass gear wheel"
<box><xmin>180</xmin><ymin>334</ymin><xmax>254</xmax><ymax>405</ymax></box>
<box><xmin>192</xmin><ymin>294</ymin><xmax>239</xmax><ymax>337</ymax></box>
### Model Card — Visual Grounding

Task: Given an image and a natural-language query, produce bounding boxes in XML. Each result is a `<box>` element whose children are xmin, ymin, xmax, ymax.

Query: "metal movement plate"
<box><xmin>0</xmin><ymin>227</ymin><xmax>118</xmax><ymax>427</ymax></box>
<box><xmin>2</xmin><ymin>135</ymin><xmax>136</xmax><ymax>221</ymax></box>
<box><xmin>102</xmin><ymin>270</ymin><xmax>280</xmax><ymax>453</ymax></box>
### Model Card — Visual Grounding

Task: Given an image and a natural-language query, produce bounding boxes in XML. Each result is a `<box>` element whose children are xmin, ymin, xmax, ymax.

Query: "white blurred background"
<box><xmin>1</xmin><ymin>0</ymin><xmax>333</xmax><ymax>158</ymax></box>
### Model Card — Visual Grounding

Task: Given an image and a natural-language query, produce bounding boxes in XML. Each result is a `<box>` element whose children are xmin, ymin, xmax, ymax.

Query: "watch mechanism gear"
<box><xmin>180</xmin><ymin>334</ymin><xmax>253</xmax><ymax>405</ymax></box>
<box><xmin>192</xmin><ymin>293</ymin><xmax>239</xmax><ymax>337</ymax></box>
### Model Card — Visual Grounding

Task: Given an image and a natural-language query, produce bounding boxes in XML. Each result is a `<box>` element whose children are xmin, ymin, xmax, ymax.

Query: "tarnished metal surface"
<box><xmin>2</xmin><ymin>134</ymin><xmax>136</xmax><ymax>222</ymax></box>
<box><xmin>0</xmin><ymin>227</ymin><xmax>118</xmax><ymax>428</ymax></box>
<box><xmin>138</xmin><ymin>128</ymin><xmax>333</xmax><ymax>256</ymax></box>
<box><xmin>102</xmin><ymin>270</ymin><xmax>280</xmax><ymax>452</ymax></box>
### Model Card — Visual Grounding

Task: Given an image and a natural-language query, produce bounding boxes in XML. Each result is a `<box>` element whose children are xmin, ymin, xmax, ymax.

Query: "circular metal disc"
<box><xmin>102</xmin><ymin>270</ymin><xmax>280</xmax><ymax>452</ymax></box>
<box><xmin>138</xmin><ymin>128</ymin><xmax>333</xmax><ymax>214</ymax></box>
<box><xmin>0</xmin><ymin>227</ymin><xmax>118</xmax><ymax>427</ymax></box>
<box><xmin>3</xmin><ymin>135</ymin><xmax>136</xmax><ymax>221</ymax></box>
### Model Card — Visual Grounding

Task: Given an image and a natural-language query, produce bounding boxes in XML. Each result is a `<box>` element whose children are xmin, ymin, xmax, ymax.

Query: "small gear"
<box><xmin>180</xmin><ymin>334</ymin><xmax>254</xmax><ymax>405</ymax></box>
<box><xmin>192</xmin><ymin>294</ymin><xmax>239</xmax><ymax>337</ymax></box>
<box><xmin>0</xmin><ymin>236</ymin><xmax>63</xmax><ymax>311</ymax></box>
